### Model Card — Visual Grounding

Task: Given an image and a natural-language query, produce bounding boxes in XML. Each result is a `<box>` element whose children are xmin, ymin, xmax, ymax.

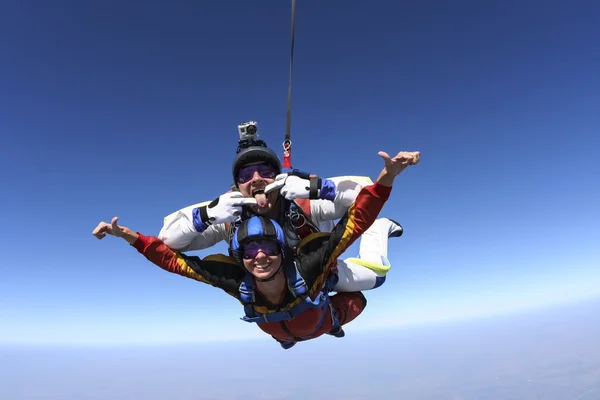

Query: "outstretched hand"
<box><xmin>375</xmin><ymin>150</ymin><xmax>420</xmax><ymax>186</ymax></box>
<box><xmin>378</xmin><ymin>151</ymin><xmax>420</xmax><ymax>176</ymax></box>
<box><xmin>92</xmin><ymin>216</ymin><xmax>138</xmax><ymax>244</ymax></box>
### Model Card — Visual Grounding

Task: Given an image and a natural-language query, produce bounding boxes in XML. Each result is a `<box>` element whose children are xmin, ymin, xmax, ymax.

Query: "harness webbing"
<box><xmin>283</xmin><ymin>0</ymin><xmax>296</xmax><ymax>169</ymax></box>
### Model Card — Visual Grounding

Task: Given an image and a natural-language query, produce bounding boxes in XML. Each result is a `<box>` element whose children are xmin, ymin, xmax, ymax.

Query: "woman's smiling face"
<box><xmin>241</xmin><ymin>239</ymin><xmax>282</xmax><ymax>280</ymax></box>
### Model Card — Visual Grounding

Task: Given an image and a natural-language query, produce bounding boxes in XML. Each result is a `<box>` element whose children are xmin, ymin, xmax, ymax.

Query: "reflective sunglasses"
<box><xmin>237</xmin><ymin>164</ymin><xmax>277</xmax><ymax>184</ymax></box>
<box><xmin>243</xmin><ymin>240</ymin><xmax>281</xmax><ymax>259</ymax></box>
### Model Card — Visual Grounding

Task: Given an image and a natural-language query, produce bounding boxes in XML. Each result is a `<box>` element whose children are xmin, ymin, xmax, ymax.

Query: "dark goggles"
<box><xmin>242</xmin><ymin>240</ymin><xmax>281</xmax><ymax>259</ymax></box>
<box><xmin>237</xmin><ymin>164</ymin><xmax>277</xmax><ymax>184</ymax></box>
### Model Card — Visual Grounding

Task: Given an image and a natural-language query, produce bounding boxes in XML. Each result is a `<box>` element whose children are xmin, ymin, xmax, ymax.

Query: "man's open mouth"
<box><xmin>252</xmin><ymin>188</ymin><xmax>268</xmax><ymax>208</ymax></box>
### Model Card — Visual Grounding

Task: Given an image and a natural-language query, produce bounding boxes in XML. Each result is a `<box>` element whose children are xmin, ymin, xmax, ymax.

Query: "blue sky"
<box><xmin>1</xmin><ymin>0</ymin><xmax>599</xmax><ymax>345</ymax></box>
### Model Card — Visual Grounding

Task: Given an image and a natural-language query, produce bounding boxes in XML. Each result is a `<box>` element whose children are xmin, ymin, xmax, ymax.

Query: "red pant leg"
<box><xmin>330</xmin><ymin>292</ymin><xmax>367</xmax><ymax>326</ymax></box>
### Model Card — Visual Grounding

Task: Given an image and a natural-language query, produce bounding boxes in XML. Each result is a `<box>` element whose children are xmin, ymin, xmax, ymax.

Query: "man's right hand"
<box><xmin>193</xmin><ymin>192</ymin><xmax>257</xmax><ymax>231</ymax></box>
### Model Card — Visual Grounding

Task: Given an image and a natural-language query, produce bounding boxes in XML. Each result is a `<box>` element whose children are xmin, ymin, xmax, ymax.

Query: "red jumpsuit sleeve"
<box><xmin>131</xmin><ymin>233</ymin><xmax>245</xmax><ymax>298</ymax></box>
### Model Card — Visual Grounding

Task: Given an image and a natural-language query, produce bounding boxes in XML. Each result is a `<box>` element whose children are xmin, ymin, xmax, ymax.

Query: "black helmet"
<box><xmin>232</xmin><ymin>144</ymin><xmax>282</xmax><ymax>186</ymax></box>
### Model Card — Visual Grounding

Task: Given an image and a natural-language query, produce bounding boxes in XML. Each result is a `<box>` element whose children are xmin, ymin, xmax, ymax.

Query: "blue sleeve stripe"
<box><xmin>320</xmin><ymin>179</ymin><xmax>337</xmax><ymax>202</ymax></box>
<box><xmin>192</xmin><ymin>207</ymin><xmax>209</xmax><ymax>232</ymax></box>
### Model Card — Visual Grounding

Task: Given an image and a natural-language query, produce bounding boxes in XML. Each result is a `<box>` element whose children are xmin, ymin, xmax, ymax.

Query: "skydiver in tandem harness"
<box><xmin>92</xmin><ymin>148</ymin><xmax>420</xmax><ymax>349</ymax></box>
<box><xmin>158</xmin><ymin>121</ymin><xmax>404</xmax><ymax>292</ymax></box>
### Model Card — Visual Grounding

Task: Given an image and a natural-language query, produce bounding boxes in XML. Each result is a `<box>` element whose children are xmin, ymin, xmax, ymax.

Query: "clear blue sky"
<box><xmin>1</xmin><ymin>0</ymin><xmax>599</xmax><ymax>345</ymax></box>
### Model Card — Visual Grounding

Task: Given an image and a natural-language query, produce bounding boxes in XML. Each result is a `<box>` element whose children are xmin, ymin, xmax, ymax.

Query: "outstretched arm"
<box><xmin>297</xmin><ymin>150</ymin><xmax>420</xmax><ymax>295</ymax></box>
<box><xmin>92</xmin><ymin>217</ymin><xmax>245</xmax><ymax>298</ymax></box>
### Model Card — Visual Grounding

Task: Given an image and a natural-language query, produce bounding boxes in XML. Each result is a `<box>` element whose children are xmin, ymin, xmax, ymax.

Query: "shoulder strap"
<box><xmin>238</xmin><ymin>272</ymin><xmax>255</xmax><ymax>304</ymax></box>
<box><xmin>285</xmin><ymin>260</ymin><xmax>308</xmax><ymax>297</ymax></box>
